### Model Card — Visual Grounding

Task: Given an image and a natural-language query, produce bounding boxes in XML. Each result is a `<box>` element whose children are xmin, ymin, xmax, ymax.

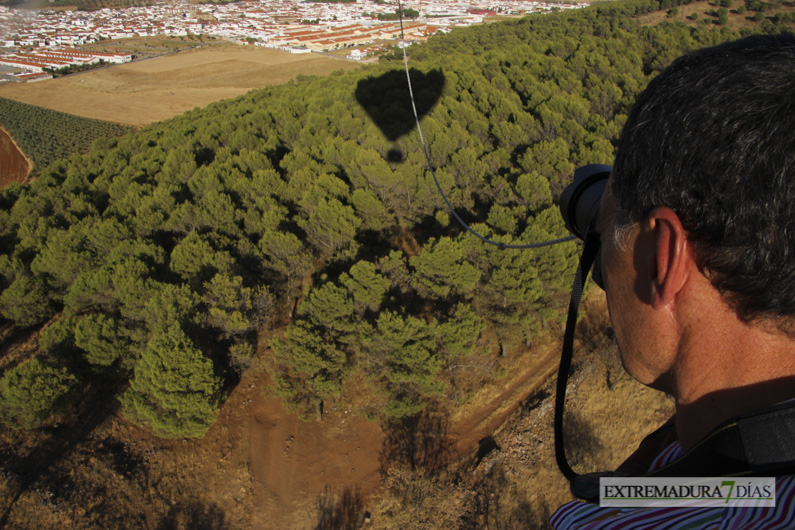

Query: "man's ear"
<box><xmin>646</xmin><ymin>207</ymin><xmax>690</xmax><ymax>309</ymax></box>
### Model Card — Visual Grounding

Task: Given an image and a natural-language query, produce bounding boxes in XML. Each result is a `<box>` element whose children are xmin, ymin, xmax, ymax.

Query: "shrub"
<box><xmin>0</xmin><ymin>359</ymin><xmax>76</xmax><ymax>429</ymax></box>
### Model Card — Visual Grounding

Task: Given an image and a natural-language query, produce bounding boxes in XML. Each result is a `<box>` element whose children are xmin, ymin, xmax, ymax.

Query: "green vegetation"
<box><xmin>0</xmin><ymin>359</ymin><xmax>76</xmax><ymax>429</ymax></box>
<box><xmin>120</xmin><ymin>325</ymin><xmax>221</xmax><ymax>438</ymax></box>
<box><xmin>0</xmin><ymin>97</ymin><xmax>131</xmax><ymax>176</ymax></box>
<box><xmin>45</xmin><ymin>59</ymin><xmax>108</xmax><ymax>76</ymax></box>
<box><xmin>0</xmin><ymin>0</ymin><xmax>790</xmax><ymax>438</ymax></box>
<box><xmin>378</xmin><ymin>7</ymin><xmax>420</xmax><ymax>20</ymax></box>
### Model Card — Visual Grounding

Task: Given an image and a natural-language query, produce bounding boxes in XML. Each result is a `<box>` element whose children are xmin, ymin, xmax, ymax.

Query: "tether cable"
<box><xmin>395</xmin><ymin>1</ymin><xmax>576</xmax><ymax>250</ymax></box>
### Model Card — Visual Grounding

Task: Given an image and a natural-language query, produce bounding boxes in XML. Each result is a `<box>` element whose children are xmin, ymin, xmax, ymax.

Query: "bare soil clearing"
<box><xmin>244</xmin><ymin>334</ymin><xmax>567</xmax><ymax>527</ymax></box>
<box><xmin>249</xmin><ymin>392</ymin><xmax>383</xmax><ymax>529</ymax></box>
<box><xmin>0</xmin><ymin>44</ymin><xmax>362</xmax><ymax>127</ymax></box>
<box><xmin>0</xmin><ymin>126</ymin><xmax>31</xmax><ymax>188</ymax></box>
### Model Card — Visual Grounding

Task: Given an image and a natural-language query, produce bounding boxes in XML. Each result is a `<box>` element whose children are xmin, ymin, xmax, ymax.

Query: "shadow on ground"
<box><xmin>314</xmin><ymin>485</ymin><xmax>366</xmax><ymax>530</ymax></box>
<box><xmin>355</xmin><ymin>68</ymin><xmax>445</xmax><ymax>162</ymax></box>
<box><xmin>379</xmin><ymin>403</ymin><xmax>452</xmax><ymax>474</ymax></box>
<box><xmin>157</xmin><ymin>500</ymin><xmax>229</xmax><ymax>530</ymax></box>
<box><xmin>0</xmin><ymin>379</ymin><xmax>121</xmax><ymax>526</ymax></box>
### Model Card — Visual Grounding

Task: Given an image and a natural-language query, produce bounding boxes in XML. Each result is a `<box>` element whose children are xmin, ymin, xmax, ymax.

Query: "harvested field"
<box><xmin>0</xmin><ymin>44</ymin><xmax>363</xmax><ymax>127</ymax></box>
<box><xmin>0</xmin><ymin>126</ymin><xmax>31</xmax><ymax>188</ymax></box>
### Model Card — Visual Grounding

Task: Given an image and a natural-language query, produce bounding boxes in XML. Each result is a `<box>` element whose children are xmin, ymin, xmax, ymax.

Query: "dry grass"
<box><xmin>489</xmin><ymin>296</ymin><xmax>674</xmax><ymax>526</ymax></box>
<box><xmin>637</xmin><ymin>0</ymin><xmax>795</xmax><ymax>29</ymax></box>
<box><xmin>80</xmin><ymin>36</ymin><xmax>212</xmax><ymax>58</ymax></box>
<box><xmin>371</xmin><ymin>293</ymin><xmax>676</xmax><ymax>529</ymax></box>
<box><xmin>0</xmin><ymin>42</ymin><xmax>362</xmax><ymax>127</ymax></box>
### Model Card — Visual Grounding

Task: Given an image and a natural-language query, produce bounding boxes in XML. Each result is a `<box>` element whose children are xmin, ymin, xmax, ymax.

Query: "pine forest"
<box><xmin>0</xmin><ymin>0</ymin><xmax>793</xmax><ymax>525</ymax></box>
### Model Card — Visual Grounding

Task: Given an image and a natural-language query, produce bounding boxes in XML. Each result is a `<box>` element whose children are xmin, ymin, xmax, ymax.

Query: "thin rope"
<box><xmin>395</xmin><ymin>1</ymin><xmax>577</xmax><ymax>250</ymax></box>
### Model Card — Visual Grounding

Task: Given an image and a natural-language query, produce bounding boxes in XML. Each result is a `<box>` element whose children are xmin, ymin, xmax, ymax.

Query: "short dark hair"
<box><xmin>611</xmin><ymin>33</ymin><xmax>795</xmax><ymax>328</ymax></box>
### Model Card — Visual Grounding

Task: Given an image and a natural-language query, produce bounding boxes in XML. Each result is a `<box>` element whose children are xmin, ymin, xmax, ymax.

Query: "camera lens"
<box><xmin>559</xmin><ymin>164</ymin><xmax>611</xmax><ymax>240</ymax></box>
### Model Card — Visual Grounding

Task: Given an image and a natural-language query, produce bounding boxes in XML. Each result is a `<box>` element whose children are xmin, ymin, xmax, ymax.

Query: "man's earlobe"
<box><xmin>648</xmin><ymin>207</ymin><xmax>690</xmax><ymax>309</ymax></box>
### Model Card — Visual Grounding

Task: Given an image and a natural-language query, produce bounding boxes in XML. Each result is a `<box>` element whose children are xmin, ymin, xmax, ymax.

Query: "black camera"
<box><xmin>559</xmin><ymin>164</ymin><xmax>611</xmax><ymax>289</ymax></box>
<box><xmin>559</xmin><ymin>164</ymin><xmax>611</xmax><ymax>240</ymax></box>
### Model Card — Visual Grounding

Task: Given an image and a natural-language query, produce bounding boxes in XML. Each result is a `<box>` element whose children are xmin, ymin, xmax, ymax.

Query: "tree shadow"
<box><xmin>314</xmin><ymin>485</ymin><xmax>367</xmax><ymax>530</ymax></box>
<box><xmin>157</xmin><ymin>500</ymin><xmax>229</xmax><ymax>530</ymax></box>
<box><xmin>459</xmin><ymin>454</ymin><xmax>557</xmax><ymax>530</ymax></box>
<box><xmin>520</xmin><ymin>388</ymin><xmax>551</xmax><ymax>418</ymax></box>
<box><xmin>563</xmin><ymin>409</ymin><xmax>604</xmax><ymax>471</ymax></box>
<box><xmin>355</xmin><ymin>68</ymin><xmax>445</xmax><ymax>162</ymax></box>
<box><xmin>0</xmin><ymin>379</ymin><xmax>122</xmax><ymax>526</ymax></box>
<box><xmin>379</xmin><ymin>403</ymin><xmax>452</xmax><ymax>474</ymax></box>
<box><xmin>471</xmin><ymin>435</ymin><xmax>501</xmax><ymax>470</ymax></box>
<box><xmin>504</xmin><ymin>499</ymin><xmax>554</xmax><ymax>529</ymax></box>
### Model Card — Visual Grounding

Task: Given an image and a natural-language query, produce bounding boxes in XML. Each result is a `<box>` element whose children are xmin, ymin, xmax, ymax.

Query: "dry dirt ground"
<box><xmin>247</xmin><ymin>382</ymin><xmax>383</xmax><ymax>528</ymax></box>
<box><xmin>0</xmin><ymin>126</ymin><xmax>31</xmax><ymax>187</ymax></box>
<box><xmin>0</xmin><ymin>317</ymin><xmax>587</xmax><ymax>528</ymax></box>
<box><xmin>0</xmin><ymin>44</ymin><xmax>362</xmax><ymax>127</ymax></box>
<box><xmin>0</xmin><ymin>291</ymin><xmax>675</xmax><ymax>528</ymax></box>
<box><xmin>244</xmin><ymin>330</ymin><xmax>568</xmax><ymax>528</ymax></box>
<box><xmin>368</xmin><ymin>294</ymin><xmax>676</xmax><ymax>528</ymax></box>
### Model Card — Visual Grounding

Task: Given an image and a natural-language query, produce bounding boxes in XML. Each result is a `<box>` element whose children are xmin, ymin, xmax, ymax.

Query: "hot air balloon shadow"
<box><xmin>355</xmin><ymin>68</ymin><xmax>445</xmax><ymax>163</ymax></box>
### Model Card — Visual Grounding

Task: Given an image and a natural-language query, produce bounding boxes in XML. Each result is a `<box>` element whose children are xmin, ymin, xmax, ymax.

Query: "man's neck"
<box><xmin>671</xmin><ymin>321</ymin><xmax>795</xmax><ymax>452</ymax></box>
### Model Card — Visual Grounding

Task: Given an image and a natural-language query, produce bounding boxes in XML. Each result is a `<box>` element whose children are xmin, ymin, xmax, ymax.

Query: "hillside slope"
<box><xmin>0</xmin><ymin>0</ymin><xmax>791</xmax><ymax>526</ymax></box>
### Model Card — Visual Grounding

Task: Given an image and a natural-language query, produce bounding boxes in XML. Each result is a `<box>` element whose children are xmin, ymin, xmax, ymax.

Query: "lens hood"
<box><xmin>559</xmin><ymin>164</ymin><xmax>611</xmax><ymax>240</ymax></box>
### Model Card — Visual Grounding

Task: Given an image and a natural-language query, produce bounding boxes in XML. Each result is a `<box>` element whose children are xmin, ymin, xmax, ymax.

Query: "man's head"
<box><xmin>609</xmin><ymin>33</ymin><xmax>795</xmax><ymax>335</ymax></box>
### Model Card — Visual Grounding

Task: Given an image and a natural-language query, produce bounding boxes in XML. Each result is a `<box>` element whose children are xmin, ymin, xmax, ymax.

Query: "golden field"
<box><xmin>0</xmin><ymin>43</ymin><xmax>363</xmax><ymax>127</ymax></box>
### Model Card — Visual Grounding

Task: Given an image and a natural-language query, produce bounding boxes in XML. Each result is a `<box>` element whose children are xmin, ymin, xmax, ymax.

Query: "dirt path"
<box><xmin>447</xmin><ymin>342</ymin><xmax>561</xmax><ymax>462</ymax></box>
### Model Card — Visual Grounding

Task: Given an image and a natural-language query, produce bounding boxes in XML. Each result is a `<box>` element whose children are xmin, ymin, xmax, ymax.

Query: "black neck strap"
<box><xmin>651</xmin><ymin>400</ymin><xmax>795</xmax><ymax>478</ymax></box>
<box><xmin>567</xmin><ymin>401</ymin><xmax>795</xmax><ymax>503</ymax></box>
<box><xmin>554</xmin><ymin>229</ymin><xmax>601</xmax><ymax>482</ymax></box>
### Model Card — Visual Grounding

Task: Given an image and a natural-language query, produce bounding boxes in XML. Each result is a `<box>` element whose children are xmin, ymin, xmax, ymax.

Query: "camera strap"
<box><xmin>650</xmin><ymin>400</ymin><xmax>795</xmax><ymax>477</ymax></box>
<box><xmin>567</xmin><ymin>400</ymin><xmax>795</xmax><ymax>503</ymax></box>
<box><xmin>554</xmin><ymin>228</ymin><xmax>601</xmax><ymax>483</ymax></box>
<box><xmin>554</xmin><ymin>230</ymin><xmax>795</xmax><ymax>503</ymax></box>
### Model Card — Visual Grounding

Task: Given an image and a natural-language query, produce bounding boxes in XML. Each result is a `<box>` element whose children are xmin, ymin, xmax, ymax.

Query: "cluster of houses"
<box><xmin>262</xmin><ymin>21</ymin><xmax>438</xmax><ymax>53</ymax></box>
<box><xmin>0</xmin><ymin>0</ymin><xmax>585</xmax><ymax>79</ymax></box>
<box><xmin>0</xmin><ymin>48</ymin><xmax>132</xmax><ymax>81</ymax></box>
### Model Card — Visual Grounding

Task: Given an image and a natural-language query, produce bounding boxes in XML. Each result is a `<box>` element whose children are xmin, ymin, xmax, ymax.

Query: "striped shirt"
<box><xmin>550</xmin><ymin>441</ymin><xmax>795</xmax><ymax>529</ymax></box>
